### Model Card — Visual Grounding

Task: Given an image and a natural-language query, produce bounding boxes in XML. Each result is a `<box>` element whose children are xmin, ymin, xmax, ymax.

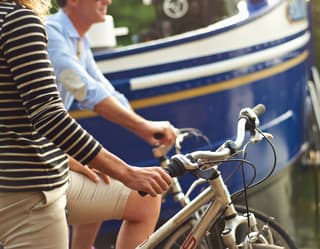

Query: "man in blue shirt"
<box><xmin>45</xmin><ymin>1</ymin><xmax>176</xmax><ymax>249</ymax></box>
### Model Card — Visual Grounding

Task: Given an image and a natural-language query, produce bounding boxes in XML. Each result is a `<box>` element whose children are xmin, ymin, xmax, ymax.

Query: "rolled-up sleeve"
<box><xmin>46</xmin><ymin>20</ymin><xmax>114</xmax><ymax>110</ymax></box>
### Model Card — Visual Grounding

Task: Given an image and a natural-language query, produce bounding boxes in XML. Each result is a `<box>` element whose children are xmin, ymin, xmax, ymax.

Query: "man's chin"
<box><xmin>99</xmin><ymin>14</ymin><xmax>106</xmax><ymax>21</ymax></box>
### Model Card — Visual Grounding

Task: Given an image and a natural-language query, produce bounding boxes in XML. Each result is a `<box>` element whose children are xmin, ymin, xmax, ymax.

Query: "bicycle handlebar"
<box><xmin>165</xmin><ymin>104</ymin><xmax>266</xmax><ymax>178</ymax></box>
<box><xmin>251</xmin><ymin>103</ymin><xmax>266</xmax><ymax>116</ymax></box>
<box><xmin>139</xmin><ymin>104</ymin><xmax>267</xmax><ymax>196</ymax></box>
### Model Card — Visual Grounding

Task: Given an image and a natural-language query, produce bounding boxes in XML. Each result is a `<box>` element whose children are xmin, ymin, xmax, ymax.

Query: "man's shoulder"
<box><xmin>45</xmin><ymin>12</ymin><xmax>64</xmax><ymax>31</ymax></box>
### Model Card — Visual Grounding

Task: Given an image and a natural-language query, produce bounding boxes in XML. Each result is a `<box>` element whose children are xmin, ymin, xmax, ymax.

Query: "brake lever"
<box><xmin>263</xmin><ymin>132</ymin><xmax>273</xmax><ymax>140</ymax></box>
<box><xmin>152</xmin><ymin>145</ymin><xmax>171</xmax><ymax>160</ymax></box>
<box><xmin>250</xmin><ymin>131</ymin><xmax>273</xmax><ymax>143</ymax></box>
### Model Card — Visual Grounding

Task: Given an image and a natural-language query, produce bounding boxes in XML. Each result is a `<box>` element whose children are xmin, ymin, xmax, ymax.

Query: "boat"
<box><xmin>69</xmin><ymin>0</ymin><xmax>316</xmax><ymax>240</ymax></box>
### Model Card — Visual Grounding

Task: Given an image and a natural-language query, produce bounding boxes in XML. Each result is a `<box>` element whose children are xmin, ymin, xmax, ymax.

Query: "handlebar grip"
<box><xmin>138</xmin><ymin>167</ymin><xmax>172</xmax><ymax>197</ymax></box>
<box><xmin>166</xmin><ymin>158</ymin><xmax>185</xmax><ymax>177</ymax></box>
<box><xmin>252</xmin><ymin>104</ymin><xmax>266</xmax><ymax>116</ymax></box>
<box><xmin>138</xmin><ymin>160</ymin><xmax>184</xmax><ymax>197</ymax></box>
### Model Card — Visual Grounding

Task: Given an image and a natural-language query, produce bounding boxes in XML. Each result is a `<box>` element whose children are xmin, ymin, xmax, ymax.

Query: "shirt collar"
<box><xmin>58</xmin><ymin>9</ymin><xmax>80</xmax><ymax>39</ymax></box>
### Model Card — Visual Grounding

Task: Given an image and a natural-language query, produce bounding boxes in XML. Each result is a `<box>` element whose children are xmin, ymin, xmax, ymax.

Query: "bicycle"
<box><xmin>136</xmin><ymin>104</ymin><xmax>297</xmax><ymax>249</ymax></box>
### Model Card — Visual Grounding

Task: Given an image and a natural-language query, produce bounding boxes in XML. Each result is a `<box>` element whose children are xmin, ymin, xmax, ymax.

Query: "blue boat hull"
<box><xmin>69</xmin><ymin>0</ymin><xmax>313</xmax><ymax>234</ymax></box>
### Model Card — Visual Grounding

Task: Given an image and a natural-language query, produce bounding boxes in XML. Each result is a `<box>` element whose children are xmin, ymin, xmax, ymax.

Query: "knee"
<box><xmin>137</xmin><ymin>194</ymin><xmax>162</xmax><ymax>221</ymax></box>
<box><xmin>145</xmin><ymin>194</ymin><xmax>162</xmax><ymax>218</ymax></box>
<box><xmin>123</xmin><ymin>192</ymin><xmax>162</xmax><ymax>222</ymax></box>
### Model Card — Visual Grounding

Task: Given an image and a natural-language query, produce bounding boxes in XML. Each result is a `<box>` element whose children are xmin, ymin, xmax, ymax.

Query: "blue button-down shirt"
<box><xmin>45</xmin><ymin>10</ymin><xmax>129</xmax><ymax>110</ymax></box>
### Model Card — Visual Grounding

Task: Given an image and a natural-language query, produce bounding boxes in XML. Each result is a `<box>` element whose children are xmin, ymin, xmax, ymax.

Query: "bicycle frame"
<box><xmin>136</xmin><ymin>168</ymin><xmax>256</xmax><ymax>249</ymax></box>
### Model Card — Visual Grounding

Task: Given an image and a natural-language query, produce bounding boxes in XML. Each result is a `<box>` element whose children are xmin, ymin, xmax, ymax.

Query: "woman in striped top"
<box><xmin>0</xmin><ymin>1</ymin><xmax>172</xmax><ymax>248</ymax></box>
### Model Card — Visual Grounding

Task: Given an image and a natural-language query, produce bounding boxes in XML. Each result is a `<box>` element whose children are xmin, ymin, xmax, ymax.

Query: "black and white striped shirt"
<box><xmin>0</xmin><ymin>1</ymin><xmax>102</xmax><ymax>191</ymax></box>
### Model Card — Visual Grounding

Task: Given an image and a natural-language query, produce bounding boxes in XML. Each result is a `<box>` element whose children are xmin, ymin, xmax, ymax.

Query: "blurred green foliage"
<box><xmin>50</xmin><ymin>0</ymin><xmax>155</xmax><ymax>45</ymax></box>
<box><xmin>109</xmin><ymin>0</ymin><xmax>155</xmax><ymax>44</ymax></box>
<box><xmin>50</xmin><ymin>0</ymin><xmax>58</xmax><ymax>13</ymax></box>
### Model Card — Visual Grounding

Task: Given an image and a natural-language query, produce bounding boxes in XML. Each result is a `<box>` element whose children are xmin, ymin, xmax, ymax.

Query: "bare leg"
<box><xmin>67</xmin><ymin>171</ymin><xmax>161</xmax><ymax>249</ymax></box>
<box><xmin>71</xmin><ymin>223</ymin><xmax>101</xmax><ymax>249</ymax></box>
<box><xmin>116</xmin><ymin>192</ymin><xmax>162</xmax><ymax>249</ymax></box>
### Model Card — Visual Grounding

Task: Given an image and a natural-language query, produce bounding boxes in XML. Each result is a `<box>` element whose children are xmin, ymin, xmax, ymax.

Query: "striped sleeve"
<box><xmin>0</xmin><ymin>8</ymin><xmax>101</xmax><ymax>164</ymax></box>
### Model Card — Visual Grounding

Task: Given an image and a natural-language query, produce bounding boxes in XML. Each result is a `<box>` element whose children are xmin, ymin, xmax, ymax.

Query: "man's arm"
<box><xmin>46</xmin><ymin>19</ymin><xmax>176</xmax><ymax>147</ymax></box>
<box><xmin>94</xmin><ymin>96</ymin><xmax>175</xmax><ymax>146</ymax></box>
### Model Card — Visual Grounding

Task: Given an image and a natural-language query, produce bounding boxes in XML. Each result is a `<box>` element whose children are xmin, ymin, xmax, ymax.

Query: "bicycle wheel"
<box><xmin>159</xmin><ymin>205</ymin><xmax>297</xmax><ymax>249</ymax></box>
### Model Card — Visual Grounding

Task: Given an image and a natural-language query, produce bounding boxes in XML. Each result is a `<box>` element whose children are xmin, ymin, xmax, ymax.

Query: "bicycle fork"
<box><xmin>181</xmin><ymin>168</ymin><xmax>283</xmax><ymax>249</ymax></box>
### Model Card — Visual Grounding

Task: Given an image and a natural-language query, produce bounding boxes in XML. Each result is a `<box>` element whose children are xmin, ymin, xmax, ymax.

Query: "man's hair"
<box><xmin>56</xmin><ymin>0</ymin><xmax>66</xmax><ymax>7</ymax></box>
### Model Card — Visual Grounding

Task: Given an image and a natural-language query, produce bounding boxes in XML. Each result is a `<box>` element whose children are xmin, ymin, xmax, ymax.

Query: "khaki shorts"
<box><xmin>66</xmin><ymin>170</ymin><xmax>131</xmax><ymax>224</ymax></box>
<box><xmin>0</xmin><ymin>184</ymin><xmax>69</xmax><ymax>249</ymax></box>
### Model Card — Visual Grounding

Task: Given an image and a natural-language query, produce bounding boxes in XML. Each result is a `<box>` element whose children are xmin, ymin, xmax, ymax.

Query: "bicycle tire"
<box><xmin>159</xmin><ymin>205</ymin><xmax>297</xmax><ymax>249</ymax></box>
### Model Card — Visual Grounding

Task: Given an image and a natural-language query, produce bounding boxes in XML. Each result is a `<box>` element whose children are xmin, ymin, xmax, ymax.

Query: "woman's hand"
<box><xmin>68</xmin><ymin>156</ymin><xmax>110</xmax><ymax>184</ymax></box>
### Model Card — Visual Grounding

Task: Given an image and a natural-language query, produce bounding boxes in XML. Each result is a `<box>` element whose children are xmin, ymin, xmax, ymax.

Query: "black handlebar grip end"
<box><xmin>138</xmin><ymin>190</ymin><xmax>147</xmax><ymax>197</ymax></box>
<box><xmin>253</xmin><ymin>104</ymin><xmax>266</xmax><ymax>116</ymax></box>
<box><xmin>154</xmin><ymin>133</ymin><xmax>164</xmax><ymax>140</ymax></box>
